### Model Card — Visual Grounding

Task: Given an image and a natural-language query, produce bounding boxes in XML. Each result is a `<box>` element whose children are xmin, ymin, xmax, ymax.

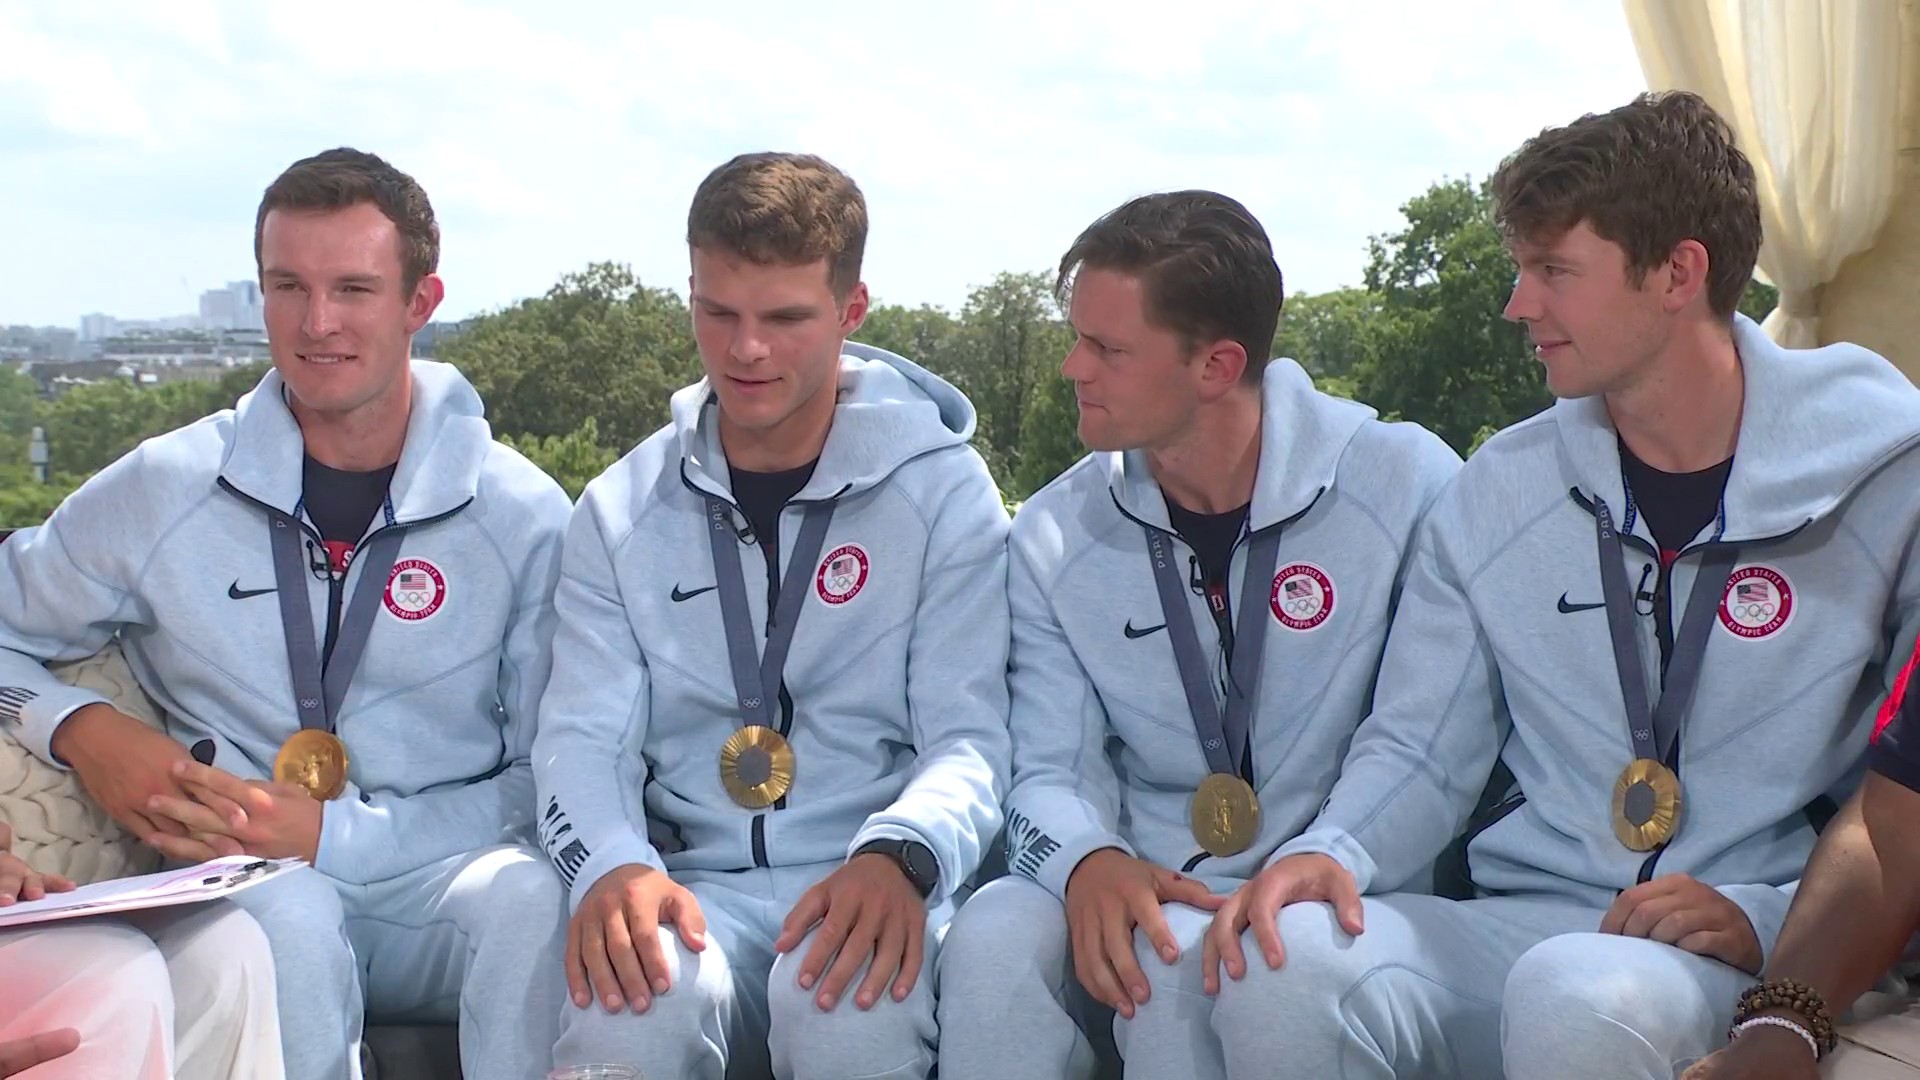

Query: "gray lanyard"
<box><xmin>1593</xmin><ymin>496</ymin><xmax>1738</xmax><ymax>764</ymax></box>
<box><xmin>266</xmin><ymin>506</ymin><xmax>406</xmax><ymax>734</ymax></box>
<box><xmin>704</xmin><ymin>495</ymin><xmax>837</xmax><ymax>731</ymax></box>
<box><xmin>1144</xmin><ymin>525</ymin><xmax>1283</xmax><ymax>779</ymax></box>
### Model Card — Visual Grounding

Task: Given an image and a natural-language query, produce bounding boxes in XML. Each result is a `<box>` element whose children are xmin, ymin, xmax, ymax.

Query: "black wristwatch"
<box><xmin>854</xmin><ymin>838</ymin><xmax>939</xmax><ymax>899</ymax></box>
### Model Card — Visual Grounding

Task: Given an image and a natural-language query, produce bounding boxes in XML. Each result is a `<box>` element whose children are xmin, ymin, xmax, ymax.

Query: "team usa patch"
<box><xmin>1717</xmin><ymin>564</ymin><xmax>1793</xmax><ymax>639</ymax></box>
<box><xmin>384</xmin><ymin>558</ymin><xmax>447</xmax><ymax>622</ymax></box>
<box><xmin>816</xmin><ymin>544</ymin><xmax>870</xmax><ymax>605</ymax></box>
<box><xmin>1270</xmin><ymin>563</ymin><xmax>1335</xmax><ymax>631</ymax></box>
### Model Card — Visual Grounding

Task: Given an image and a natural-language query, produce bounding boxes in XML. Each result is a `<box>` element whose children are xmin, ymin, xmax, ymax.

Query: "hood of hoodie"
<box><xmin>673</xmin><ymin>341</ymin><xmax>978</xmax><ymax>501</ymax></box>
<box><xmin>1105</xmin><ymin>357</ymin><xmax>1377</xmax><ymax>533</ymax></box>
<box><xmin>218</xmin><ymin>359</ymin><xmax>494</xmax><ymax>524</ymax></box>
<box><xmin>1555</xmin><ymin>314</ymin><xmax>1920</xmax><ymax>543</ymax></box>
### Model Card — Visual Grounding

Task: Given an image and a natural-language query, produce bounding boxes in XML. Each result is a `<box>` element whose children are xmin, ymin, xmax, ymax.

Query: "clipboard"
<box><xmin>0</xmin><ymin>855</ymin><xmax>304</xmax><ymax>930</ymax></box>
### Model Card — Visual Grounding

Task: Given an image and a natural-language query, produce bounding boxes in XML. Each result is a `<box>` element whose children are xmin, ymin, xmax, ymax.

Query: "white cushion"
<box><xmin>0</xmin><ymin>642</ymin><xmax>165</xmax><ymax>884</ymax></box>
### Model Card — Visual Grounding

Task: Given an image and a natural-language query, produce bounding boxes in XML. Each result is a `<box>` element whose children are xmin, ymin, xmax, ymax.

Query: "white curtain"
<box><xmin>1622</xmin><ymin>0</ymin><xmax>1905</xmax><ymax>347</ymax></box>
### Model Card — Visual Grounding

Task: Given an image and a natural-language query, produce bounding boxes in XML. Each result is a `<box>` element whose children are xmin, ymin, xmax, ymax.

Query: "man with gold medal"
<box><xmin>936</xmin><ymin>191</ymin><xmax>1462</xmax><ymax>1080</ymax></box>
<box><xmin>1217</xmin><ymin>92</ymin><xmax>1920</xmax><ymax>1080</ymax></box>
<box><xmin>533</xmin><ymin>153</ymin><xmax>1012</xmax><ymax>1080</ymax></box>
<box><xmin>0</xmin><ymin>149</ymin><xmax>576</xmax><ymax>1080</ymax></box>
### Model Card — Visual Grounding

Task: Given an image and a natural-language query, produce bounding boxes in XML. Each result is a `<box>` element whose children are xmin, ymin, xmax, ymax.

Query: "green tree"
<box><xmin>498</xmin><ymin>418</ymin><xmax>622</xmax><ymax>499</ymax></box>
<box><xmin>855</xmin><ymin>303</ymin><xmax>961</xmax><ymax>369</ymax></box>
<box><xmin>1010</xmin><ymin>370</ymin><xmax>1084</xmax><ymax>499</ymax></box>
<box><xmin>1275</xmin><ymin>287</ymin><xmax>1380</xmax><ymax>383</ymax></box>
<box><xmin>440</xmin><ymin>262</ymin><xmax>701</xmax><ymax>452</ymax></box>
<box><xmin>1352</xmin><ymin>178</ymin><xmax>1550</xmax><ymax>453</ymax></box>
<box><xmin>940</xmin><ymin>272</ymin><xmax>1077</xmax><ymax>495</ymax></box>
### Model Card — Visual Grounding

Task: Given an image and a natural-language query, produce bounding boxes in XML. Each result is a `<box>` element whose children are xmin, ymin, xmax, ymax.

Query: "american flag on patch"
<box><xmin>831</xmin><ymin>556</ymin><xmax>857</xmax><ymax>577</ymax></box>
<box><xmin>1285</xmin><ymin>578</ymin><xmax>1315</xmax><ymax>600</ymax></box>
<box><xmin>399</xmin><ymin>571</ymin><xmax>431</xmax><ymax>590</ymax></box>
<box><xmin>1736</xmin><ymin>582</ymin><xmax>1769</xmax><ymax>604</ymax></box>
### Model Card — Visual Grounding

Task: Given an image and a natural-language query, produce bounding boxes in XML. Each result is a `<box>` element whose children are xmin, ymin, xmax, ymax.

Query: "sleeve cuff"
<box><xmin>564</xmin><ymin>837</ymin><xmax>667</xmax><ymax>913</ymax></box>
<box><xmin>17</xmin><ymin>686</ymin><xmax>112</xmax><ymax>767</ymax></box>
<box><xmin>1868</xmin><ymin>742</ymin><xmax>1920</xmax><ymax>794</ymax></box>
<box><xmin>1268</xmin><ymin>826</ymin><xmax>1380</xmax><ymax>895</ymax></box>
<box><xmin>847</xmin><ymin>821</ymin><xmax>954</xmax><ymax>903</ymax></box>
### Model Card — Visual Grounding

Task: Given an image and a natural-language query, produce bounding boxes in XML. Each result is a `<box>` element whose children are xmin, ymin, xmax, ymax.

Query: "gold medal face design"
<box><xmin>1190</xmin><ymin>773</ymin><xmax>1261</xmax><ymax>857</ymax></box>
<box><xmin>274</xmin><ymin>730</ymin><xmax>349</xmax><ymax>801</ymax></box>
<box><xmin>1612</xmin><ymin>759</ymin><xmax>1683</xmax><ymax>851</ymax></box>
<box><xmin>720</xmin><ymin>727</ymin><xmax>795</xmax><ymax>809</ymax></box>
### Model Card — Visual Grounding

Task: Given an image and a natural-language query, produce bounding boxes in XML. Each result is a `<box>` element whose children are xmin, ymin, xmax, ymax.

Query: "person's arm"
<box><xmin>1267</xmin><ymin>511</ymin><xmax>1506</xmax><ymax>894</ymax></box>
<box><xmin>316</xmin><ymin>486</ymin><xmax>570</xmax><ymax>883</ymax></box>
<box><xmin>846</xmin><ymin>455</ymin><xmax>1013</xmax><ymax>902</ymax></box>
<box><xmin>0</xmin><ymin>453</ymin><xmax>157</xmax><ymax>764</ymax></box>
<box><xmin>531</xmin><ymin>493</ymin><xmax>667</xmax><ymax>911</ymax></box>
<box><xmin>997</xmin><ymin>513</ymin><xmax>1134</xmax><ymax>900</ymax></box>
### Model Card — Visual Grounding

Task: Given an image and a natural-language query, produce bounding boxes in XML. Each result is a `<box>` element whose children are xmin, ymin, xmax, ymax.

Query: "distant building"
<box><xmin>198</xmin><ymin>281</ymin><xmax>264</xmax><ymax>332</ymax></box>
<box><xmin>79</xmin><ymin>313</ymin><xmax>118</xmax><ymax>341</ymax></box>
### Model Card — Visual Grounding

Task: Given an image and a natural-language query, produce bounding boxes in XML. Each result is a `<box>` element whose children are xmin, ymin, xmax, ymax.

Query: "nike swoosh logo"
<box><xmin>1557</xmin><ymin>592</ymin><xmax>1605</xmax><ymax>614</ymax></box>
<box><xmin>228</xmin><ymin>581</ymin><xmax>277</xmax><ymax>600</ymax></box>
<box><xmin>671</xmin><ymin>584</ymin><xmax>717</xmax><ymax>603</ymax></box>
<box><xmin>1124</xmin><ymin>621</ymin><xmax>1167</xmax><ymax>639</ymax></box>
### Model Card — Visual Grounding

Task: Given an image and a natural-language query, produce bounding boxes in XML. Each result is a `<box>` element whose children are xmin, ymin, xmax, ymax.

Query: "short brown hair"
<box><xmin>1491</xmin><ymin>91</ymin><xmax>1761</xmax><ymax>318</ymax></box>
<box><xmin>1057</xmin><ymin>191</ymin><xmax>1283</xmax><ymax>383</ymax></box>
<box><xmin>686</xmin><ymin>153</ymin><xmax>867</xmax><ymax>300</ymax></box>
<box><xmin>254</xmin><ymin>148</ymin><xmax>439</xmax><ymax>294</ymax></box>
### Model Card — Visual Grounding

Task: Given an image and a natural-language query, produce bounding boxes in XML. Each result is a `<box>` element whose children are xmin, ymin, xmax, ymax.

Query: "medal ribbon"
<box><xmin>267</xmin><ymin>501</ymin><xmax>406</xmax><ymax>734</ymax></box>
<box><xmin>1143</xmin><ymin>523</ymin><xmax>1282</xmax><ymax>782</ymax></box>
<box><xmin>704</xmin><ymin>494</ymin><xmax>837</xmax><ymax>733</ymax></box>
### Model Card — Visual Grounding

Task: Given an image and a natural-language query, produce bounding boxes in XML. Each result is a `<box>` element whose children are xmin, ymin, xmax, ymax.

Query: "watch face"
<box><xmin>904</xmin><ymin>843</ymin><xmax>938</xmax><ymax>886</ymax></box>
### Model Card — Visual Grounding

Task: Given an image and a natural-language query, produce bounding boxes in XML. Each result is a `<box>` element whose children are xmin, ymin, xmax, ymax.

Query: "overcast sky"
<box><xmin>0</xmin><ymin>0</ymin><xmax>1650</xmax><ymax>327</ymax></box>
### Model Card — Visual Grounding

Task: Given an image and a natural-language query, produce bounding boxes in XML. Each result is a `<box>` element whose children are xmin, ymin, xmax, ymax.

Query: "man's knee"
<box><xmin>939</xmin><ymin>877</ymin><xmax>1067</xmax><ymax>1003</ymax></box>
<box><xmin>1211</xmin><ymin>900</ymin><xmax>1382</xmax><ymax>1048</ymax></box>
<box><xmin>1501</xmin><ymin>930</ymin><xmax>1739</xmax><ymax>1075</ymax></box>
<box><xmin>1504</xmin><ymin>933</ymin><xmax>1667</xmax><ymax>1033</ymax></box>
<box><xmin>469</xmin><ymin>847</ymin><xmax>567</xmax><ymax>940</ymax></box>
<box><xmin>769</xmin><ymin>927</ymin><xmax>935</xmax><ymax>1080</ymax></box>
<box><xmin>558</xmin><ymin>926</ymin><xmax>731</xmax><ymax>1068</ymax></box>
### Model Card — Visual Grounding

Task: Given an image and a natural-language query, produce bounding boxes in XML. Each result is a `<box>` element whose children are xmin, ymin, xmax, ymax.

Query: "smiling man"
<box><xmin>533</xmin><ymin>151</ymin><xmax>1011</xmax><ymax>1080</ymax></box>
<box><xmin>0</xmin><ymin>148</ymin><xmax>574</xmax><ymax>1080</ymax></box>
<box><xmin>1216</xmin><ymin>92</ymin><xmax>1920</xmax><ymax>1080</ymax></box>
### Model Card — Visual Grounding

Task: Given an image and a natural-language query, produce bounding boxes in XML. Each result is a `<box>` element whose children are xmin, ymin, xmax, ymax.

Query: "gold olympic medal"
<box><xmin>273</xmin><ymin>729</ymin><xmax>349</xmax><ymax>801</ymax></box>
<box><xmin>1190</xmin><ymin>772</ymin><xmax>1261</xmax><ymax>858</ymax></box>
<box><xmin>1611</xmin><ymin>758</ymin><xmax>1683</xmax><ymax>851</ymax></box>
<box><xmin>719</xmin><ymin>727</ymin><xmax>795</xmax><ymax>809</ymax></box>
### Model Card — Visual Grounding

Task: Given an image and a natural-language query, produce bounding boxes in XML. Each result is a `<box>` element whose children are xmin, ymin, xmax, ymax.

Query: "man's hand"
<box><xmin>1063</xmin><ymin>848</ymin><xmax>1225</xmax><ymax>1020</ymax></box>
<box><xmin>1678</xmin><ymin>1021</ymin><xmax>1821</xmax><ymax>1079</ymax></box>
<box><xmin>1600</xmin><ymin>874</ymin><xmax>1763</xmax><ymax>974</ymax></box>
<box><xmin>774</xmin><ymin>853</ymin><xmax>927</xmax><ymax>1012</ymax></box>
<box><xmin>0</xmin><ymin>1029</ymin><xmax>79</xmax><ymax>1078</ymax></box>
<box><xmin>51</xmin><ymin>703</ymin><xmax>199</xmax><ymax>845</ymax></box>
<box><xmin>0</xmin><ymin>822</ymin><xmax>75</xmax><ymax>905</ymax></box>
<box><xmin>1204</xmin><ymin>852</ymin><xmax>1364</xmax><ymax>994</ymax></box>
<box><xmin>142</xmin><ymin>761</ymin><xmax>319</xmax><ymax>864</ymax></box>
<box><xmin>568</xmin><ymin>864</ymin><xmax>707</xmax><ymax>1015</ymax></box>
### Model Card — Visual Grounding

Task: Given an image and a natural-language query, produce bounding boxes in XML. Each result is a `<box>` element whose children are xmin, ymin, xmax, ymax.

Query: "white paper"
<box><xmin>0</xmin><ymin>855</ymin><xmax>304</xmax><ymax>929</ymax></box>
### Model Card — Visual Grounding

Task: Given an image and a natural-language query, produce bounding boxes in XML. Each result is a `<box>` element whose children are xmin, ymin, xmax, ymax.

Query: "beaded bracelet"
<box><xmin>1730</xmin><ymin>1016</ymin><xmax>1820</xmax><ymax>1061</ymax></box>
<box><xmin>1731</xmin><ymin>979</ymin><xmax>1837</xmax><ymax>1058</ymax></box>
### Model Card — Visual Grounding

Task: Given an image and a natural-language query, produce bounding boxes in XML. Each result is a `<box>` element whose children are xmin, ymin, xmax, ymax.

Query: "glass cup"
<box><xmin>547</xmin><ymin>1067</ymin><xmax>641</xmax><ymax>1080</ymax></box>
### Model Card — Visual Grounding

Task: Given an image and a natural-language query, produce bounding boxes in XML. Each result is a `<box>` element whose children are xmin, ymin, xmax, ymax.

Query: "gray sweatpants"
<box><xmin>554</xmin><ymin>860</ymin><xmax>950</xmax><ymax>1080</ymax></box>
<box><xmin>940</xmin><ymin>879</ymin><xmax>1757</xmax><ymax>1079</ymax></box>
<box><xmin>227</xmin><ymin>842</ymin><xmax>569</xmax><ymax>1080</ymax></box>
